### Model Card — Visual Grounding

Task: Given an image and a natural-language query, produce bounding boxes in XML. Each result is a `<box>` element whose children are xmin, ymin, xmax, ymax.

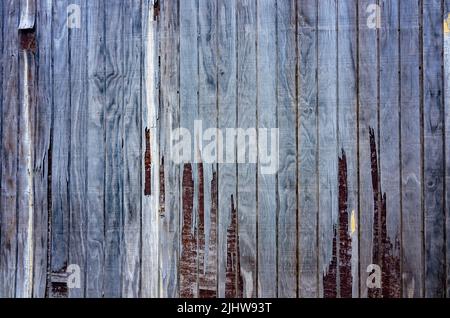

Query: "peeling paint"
<box><xmin>180</xmin><ymin>164</ymin><xmax>197</xmax><ymax>297</ymax></box>
<box><xmin>144</xmin><ymin>128</ymin><xmax>152</xmax><ymax>196</ymax></box>
<box><xmin>368</xmin><ymin>128</ymin><xmax>401</xmax><ymax>298</ymax></box>
<box><xmin>225</xmin><ymin>195</ymin><xmax>243</xmax><ymax>298</ymax></box>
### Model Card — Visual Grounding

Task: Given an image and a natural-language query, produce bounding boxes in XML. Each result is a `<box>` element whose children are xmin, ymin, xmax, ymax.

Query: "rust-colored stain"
<box><xmin>144</xmin><ymin>128</ymin><xmax>152</xmax><ymax>196</ymax></box>
<box><xmin>323</xmin><ymin>226</ymin><xmax>338</xmax><ymax>298</ymax></box>
<box><xmin>338</xmin><ymin>151</ymin><xmax>352</xmax><ymax>298</ymax></box>
<box><xmin>199</xmin><ymin>167</ymin><xmax>217</xmax><ymax>298</ymax></box>
<box><xmin>159</xmin><ymin>156</ymin><xmax>165</xmax><ymax>217</ymax></box>
<box><xmin>153</xmin><ymin>0</ymin><xmax>160</xmax><ymax>21</ymax></box>
<box><xmin>323</xmin><ymin>150</ymin><xmax>352</xmax><ymax>298</ymax></box>
<box><xmin>368</xmin><ymin>128</ymin><xmax>401</xmax><ymax>298</ymax></box>
<box><xmin>19</xmin><ymin>29</ymin><xmax>37</xmax><ymax>52</ymax></box>
<box><xmin>180</xmin><ymin>163</ymin><xmax>197</xmax><ymax>297</ymax></box>
<box><xmin>225</xmin><ymin>194</ymin><xmax>243</xmax><ymax>298</ymax></box>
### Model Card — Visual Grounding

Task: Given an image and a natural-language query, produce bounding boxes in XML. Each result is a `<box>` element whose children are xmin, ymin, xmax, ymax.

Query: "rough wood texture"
<box><xmin>422</xmin><ymin>0</ymin><xmax>446</xmax><ymax>298</ymax></box>
<box><xmin>257</xmin><ymin>0</ymin><xmax>277</xmax><ymax>298</ymax></box>
<box><xmin>400</xmin><ymin>0</ymin><xmax>423</xmax><ymax>298</ymax></box>
<box><xmin>0</xmin><ymin>0</ymin><xmax>449</xmax><ymax>298</ymax></box>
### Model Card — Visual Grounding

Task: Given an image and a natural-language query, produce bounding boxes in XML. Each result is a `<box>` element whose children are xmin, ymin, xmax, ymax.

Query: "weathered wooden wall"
<box><xmin>0</xmin><ymin>0</ymin><xmax>449</xmax><ymax>298</ymax></box>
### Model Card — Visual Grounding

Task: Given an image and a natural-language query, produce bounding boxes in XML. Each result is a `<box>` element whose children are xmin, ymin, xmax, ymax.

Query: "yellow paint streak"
<box><xmin>350</xmin><ymin>210</ymin><xmax>356</xmax><ymax>235</ymax></box>
<box><xmin>444</xmin><ymin>13</ymin><xmax>450</xmax><ymax>34</ymax></box>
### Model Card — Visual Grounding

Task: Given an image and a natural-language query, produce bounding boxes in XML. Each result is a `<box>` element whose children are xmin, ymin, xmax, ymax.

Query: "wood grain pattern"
<box><xmin>49</xmin><ymin>0</ymin><xmax>70</xmax><ymax>298</ymax></box>
<box><xmin>277</xmin><ymin>0</ymin><xmax>298</xmax><ymax>298</ymax></box>
<box><xmin>422</xmin><ymin>0</ymin><xmax>446</xmax><ymax>298</ymax></box>
<box><xmin>337</xmin><ymin>0</ymin><xmax>358</xmax><ymax>298</ymax></box>
<box><xmin>318</xmin><ymin>0</ymin><xmax>338</xmax><ymax>298</ymax></box>
<box><xmin>400</xmin><ymin>0</ymin><xmax>423</xmax><ymax>298</ymax></box>
<box><xmin>159</xmin><ymin>0</ymin><xmax>180</xmax><ymax>297</ymax></box>
<box><xmin>32</xmin><ymin>0</ymin><xmax>52</xmax><ymax>298</ymax></box>
<box><xmin>237</xmin><ymin>0</ymin><xmax>257</xmax><ymax>298</ymax></box>
<box><xmin>358</xmin><ymin>0</ymin><xmax>379</xmax><ymax>298</ymax></box>
<box><xmin>217</xmin><ymin>0</ymin><xmax>238</xmax><ymax>298</ymax></box>
<box><xmin>86</xmin><ymin>0</ymin><xmax>106</xmax><ymax>298</ymax></box>
<box><xmin>379</xmin><ymin>0</ymin><xmax>401</xmax><ymax>298</ymax></box>
<box><xmin>0</xmin><ymin>0</ymin><xmax>449</xmax><ymax>299</ymax></box>
<box><xmin>257</xmin><ymin>0</ymin><xmax>277</xmax><ymax>298</ymax></box>
<box><xmin>298</xmin><ymin>0</ymin><xmax>318</xmax><ymax>298</ymax></box>
<box><xmin>68</xmin><ymin>0</ymin><xmax>87</xmax><ymax>298</ymax></box>
<box><xmin>0</xmin><ymin>0</ymin><xmax>19</xmax><ymax>299</ymax></box>
<box><xmin>141</xmin><ymin>0</ymin><xmax>160</xmax><ymax>298</ymax></box>
<box><xmin>122</xmin><ymin>0</ymin><xmax>142</xmax><ymax>298</ymax></box>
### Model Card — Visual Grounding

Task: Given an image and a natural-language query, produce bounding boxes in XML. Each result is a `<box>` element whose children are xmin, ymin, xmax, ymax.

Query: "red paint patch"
<box><xmin>159</xmin><ymin>157</ymin><xmax>165</xmax><ymax>217</ymax></box>
<box><xmin>180</xmin><ymin>164</ymin><xmax>197</xmax><ymax>297</ymax></box>
<box><xmin>19</xmin><ymin>29</ymin><xmax>37</xmax><ymax>52</ymax></box>
<box><xmin>225</xmin><ymin>195</ymin><xmax>243</xmax><ymax>298</ymax></box>
<box><xmin>144</xmin><ymin>128</ymin><xmax>152</xmax><ymax>196</ymax></box>
<box><xmin>323</xmin><ymin>226</ymin><xmax>338</xmax><ymax>298</ymax></box>
<box><xmin>368</xmin><ymin>128</ymin><xmax>401</xmax><ymax>298</ymax></box>
<box><xmin>338</xmin><ymin>151</ymin><xmax>352</xmax><ymax>298</ymax></box>
<box><xmin>323</xmin><ymin>150</ymin><xmax>352</xmax><ymax>298</ymax></box>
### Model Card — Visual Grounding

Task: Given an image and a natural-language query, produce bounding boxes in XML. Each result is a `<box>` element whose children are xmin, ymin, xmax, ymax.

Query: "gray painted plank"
<box><xmin>338</xmin><ymin>0</ymin><xmax>358</xmax><ymax>298</ymax></box>
<box><xmin>198</xmin><ymin>0</ymin><xmax>218</xmax><ymax>298</ymax></box>
<box><xmin>50</xmin><ymin>0</ymin><xmax>70</xmax><ymax>297</ymax></box>
<box><xmin>0</xmin><ymin>0</ymin><xmax>19</xmax><ymax>299</ymax></box>
<box><xmin>277</xmin><ymin>0</ymin><xmax>298</xmax><ymax>298</ymax></box>
<box><xmin>422</xmin><ymin>0</ymin><xmax>446</xmax><ymax>298</ymax></box>
<box><xmin>86</xmin><ymin>0</ymin><xmax>105</xmax><ymax>297</ymax></box>
<box><xmin>298</xmin><ymin>0</ymin><xmax>318</xmax><ymax>298</ymax></box>
<box><xmin>358</xmin><ymin>0</ymin><xmax>379</xmax><ymax>298</ymax></box>
<box><xmin>16</xmin><ymin>0</ymin><xmax>37</xmax><ymax>297</ymax></box>
<box><xmin>257</xmin><ymin>0</ymin><xmax>277</xmax><ymax>298</ymax></box>
<box><xmin>104</xmin><ymin>0</ymin><xmax>124</xmax><ymax>297</ymax></box>
<box><xmin>400</xmin><ymin>0</ymin><xmax>423</xmax><ymax>298</ymax></box>
<box><xmin>318</xmin><ymin>0</ymin><xmax>338</xmax><ymax>298</ymax></box>
<box><xmin>379</xmin><ymin>0</ymin><xmax>401</xmax><ymax>298</ymax></box>
<box><xmin>122</xmin><ymin>0</ymin><xmax>142</xmax><ymax>298</ymax></box>
<box><xmin>179</xmin><ymin>0</ymin><xmax>199</xmax><ymax>298</ymax></box>
<box><xmin>141</xmin><ymin>0</ymin><xmax>160</xmax><ymax>298</ymax></box>
<box><xmin>217</xmin><ymin>0</ymin><xmax>237</xmax><ymax>298</ymax></box>
<box><xmin>237</xmin><ymin>0</ymin><xmax>257</xmax><ymax>298</ymax></box>
<box><xmin>32</xmin><ymin>0</ymin><xmax>52</xmax><ymax>298</ymax></box>
<box><xmin>159</xmin><ymin>0</ymin><xmax>180</xmax><ymax>297</ymax></box>
<box><xmin>445</xmin><ymin>0</ymin><xmax>450</xmax><ymax>298</ymax></box>
<box><xmin>68</xmin><ymin>0</ymin><xmax>88</xmax><ymax>298</ymax></box>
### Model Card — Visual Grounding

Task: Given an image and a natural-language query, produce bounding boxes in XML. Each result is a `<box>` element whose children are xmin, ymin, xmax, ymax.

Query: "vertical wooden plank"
<box><xmin>257</xmin><ymin>0</ymin><xmax>277</xmax><ymax>298</ymax></box>
<box><xmin>217</xmin><ymin>0</ymin><xmax>237</xmax><ymax>298</ymax></box>
<box><xmin>400</xmin><ymin>0</ymin><xmax>423</xmax><ymax>298</ymax></box>
<box><xmin>141</xmin><ymin>0</ymin><xmax>160</xmax><ymax>298</ymax></box>
<box><xmin>298</xmin><ymin>0</ymin><xmax>319</xmax><ymax>298</ymax></box>
<box><xmin>159</xmin><ymin>0</ymin><xmax>180</xmax><ymax>297</ymax></box>
<box><xmin>50</xmin><ymin>0</ymin><xmax>70</xmax><ymax>298</ymax></box>
<box><xmin>423</xmin><ymin>0</ymin><xmax>446</xmax><ymax>298</ymax></box>
<box><xmin>104</xmin><ymin>0</ymin><xmax>124</xmax><ymax>297</ymax></box>
<box><xmin>358</xmin><ymin>0</ymin><xmax>379</xmax><ymax>298</ymax></box>
<box><xmin>122</xmin><ymin>0</ymin><xmax>142</xmax><ymax>298</ymax></box>
<box><xmin>318</xmin><ymin>0</ymin><xmax>338</xmax><ymax>298</ymax></box>
<box><xmin>236</xmin><ymin>0</ymin><xmax>257</xmax><ymax>298</ymax></box>
<box><xmin>445</xmin><ymin>0</ymin><xmax>450</xmax><ymax>298</ymax></box>
<box><xmin>32</xmin><ymin>0</ymin><xmax>52</xmax><ymax>298</ymax></box>
<box><xmin>179</xmin><ymin>0</ymin><xmax>199</xmax><ymax>298</ymax></box>
<box><xmin>198</xmin><ymin>0</ymin><xmax>218</xmax><ymax>298</ymax></box>
<box><xmin>86</xmin><ymin>0</ymin><xmax>105</xmax><ymax>298</ymax></box>
<box><xmin>68</xmin><ymin>0</ymin><xmax>87</xmax><ymax>298</ymax></box>
<box><xmin>16</xmin><ymin>0</ymin><xmax>36</xmax><ymax>297</ymax></box>
<box><xmin>337</xmin><ymin>0</ymin><xmax>358</xmax><ymax>298</ymax></box>
<box><xmin>378</xmin><ymin>0</ymin><xmax>401</xmax><ymax>298</ymax></box>
<box><xmin>0</xmin><ymin>0</ymin><xmax>19</xmax><ymax>298</ymax></box>
<box><xmin>277</xmin><ymin>0</ymin><xmax>298</xmax><ymax>298</ymax></box>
